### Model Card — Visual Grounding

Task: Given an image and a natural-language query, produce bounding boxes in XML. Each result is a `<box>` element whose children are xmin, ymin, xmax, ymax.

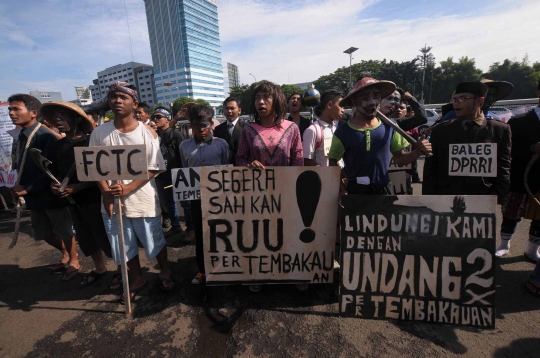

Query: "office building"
<box><xmin>143</xmin><ymin>0</ymin><xmax>225</xmax><ymax>107</ymax></box>
<box><xmin>29</xmin><ymin>91</ymin><xmax>62</xmax><ymax>103</ymax></box>
<box><xmin>227</xmin><ymin>63</ymin><xmax>240</xmax><ymax>88</ymax></box>
<box><xmin>88</xmin><ymin>62</ymin><xmax>157</xmax><ymax>106</ymax></box>
<box><xmin>291</xmin><ymin>82</ymin><xmax>314</xmax><ymax>90</ymax></box>
<box><xmin>74</xmin><ymin>86</ymin><xmax>93</xmax><ymax>107</ymax></box>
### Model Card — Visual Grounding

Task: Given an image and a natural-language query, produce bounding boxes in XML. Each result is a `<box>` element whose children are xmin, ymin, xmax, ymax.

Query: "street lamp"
<box><xmin>343</xmin><ymin>47</ymin><xmax>358</xmax><ymax>89</ymax></box>
<box><xmin>249</xmin><ymin>73</ymin><xmax>257</xmax><ymax>83</ymax></box>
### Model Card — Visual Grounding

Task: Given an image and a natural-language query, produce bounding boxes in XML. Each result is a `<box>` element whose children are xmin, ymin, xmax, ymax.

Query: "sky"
<box><xmin>0</xmin><ymin>0</ymin><xmax>538</xmax><ymax>101</ymax></box>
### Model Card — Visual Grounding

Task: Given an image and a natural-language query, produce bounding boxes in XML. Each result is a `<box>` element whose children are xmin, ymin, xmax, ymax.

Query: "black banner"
<box><xmin>339</xmin><ymin>195</ymin><xmax>496</xmax><ymax>328</ymax></box>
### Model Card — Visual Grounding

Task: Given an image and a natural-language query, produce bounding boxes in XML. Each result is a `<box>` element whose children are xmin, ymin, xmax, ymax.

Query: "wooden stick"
<box><xmin>377</xmin><ymin>110</ymin><xmax>433</xmax><ymax>157</ymax></box>
<box><xmin>115</xmin><ymin>194</ymin><xmax>132</xmax><ymax>315</ymax></box>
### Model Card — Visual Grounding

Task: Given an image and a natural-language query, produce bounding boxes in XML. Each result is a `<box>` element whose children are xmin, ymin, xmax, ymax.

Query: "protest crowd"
<box><xmin>6</xmin><ymin>72</ymin><xmax>540</xmax><ymax>307</ymax></box>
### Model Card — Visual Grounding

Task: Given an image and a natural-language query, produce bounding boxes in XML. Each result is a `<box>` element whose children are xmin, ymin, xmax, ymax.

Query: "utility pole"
<box><xmin>343</xmin><ymin>47</ymin><xmax>358</xmax><ymax>89</ymax></box>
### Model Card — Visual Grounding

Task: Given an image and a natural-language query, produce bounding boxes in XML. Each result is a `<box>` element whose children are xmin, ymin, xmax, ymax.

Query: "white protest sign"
<box><xmin>171</xmin><ymin>165</ymin><xmax>232</xmax><ymax>201</ymax></box>
<box><xmin>200</xmin><ymin>166</ymin><xmax>340</xmax><ymax>286</ymax></box>
<box><xmin>0</xmin><ymin>102</ymin><xmax>16</xmax><ymax>185</ymax></box>
<box><xmin>388</xmin><ymin>145</ymin><xmax>412</xmax><ymax>171</ymax></box>
<box><xmin>0</xmin><ymin>169</ymin><xmax>17</xmax><ymax>187</ymax></box>
<box><xmin>388</xmin><ymin>171</ymin><xmax>407</xmax><ymax>195</ymax></box>
<box><xmin>74</xmin><ymin>145</ymin><xmax>148</xmax><ymax>181</ymax></box>
<box><xmin>449</xmin><ymin>143</ymin><xmax>497</xmax><ymax>177</ymax></box>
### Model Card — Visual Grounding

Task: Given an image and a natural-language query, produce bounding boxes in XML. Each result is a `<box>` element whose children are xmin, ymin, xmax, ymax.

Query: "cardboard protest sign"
<box><xmin>340</xmin><ymin>195</ymin><xmax>496</xmax><ymax>328</ymax></box>
<box><xmin>171</xmin><ymin>165</ymin><xmax>231</xmax><ymax>201</ymax></box>
<box><xmin>388</xmin><ymin>156</ymin><xmax>411</xmax><ymax>171</ymax></box>
<box><xmin>200</xmin><ymin>166</ymin><xmax>340</xmax><ymax>286</ymax></box>
<box><xmin>448</xmin><ymin>144</ymin><xmax>497</xmax><ymax>177</ymax></box>
<box><xmin>0</xmin><ymin>102</ymin><xmax>16</xmax><ymax>186</ymax></box>
<box><xmin>388</xmin><ymin>171</ymin><xmax>407</xmax><ymax>195</ymax></box>
<box><xmin>74</xmin><ymin>145</ymin><xmax>148</xmax><ymax>181</ymax></box>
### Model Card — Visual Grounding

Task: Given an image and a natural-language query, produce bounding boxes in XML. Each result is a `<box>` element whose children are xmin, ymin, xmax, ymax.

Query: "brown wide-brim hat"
<box><xmin>40</xmin><ymin>101</ymin><xmax>94</xmax><ymax>133</ymax></box>
<box><xmin>480</xmin><ymin>79</ymin><xmax>514</xmax><ymax>101</ymax></box>
<box><xmin>181</xmin><ymin>102</ymin><xmax>197</xmax><ymax>112</ymax></box>
<box><xmin>340</xmin><ymin>77</ymin><xmax>396</xmax><ymax>107</ymax></box>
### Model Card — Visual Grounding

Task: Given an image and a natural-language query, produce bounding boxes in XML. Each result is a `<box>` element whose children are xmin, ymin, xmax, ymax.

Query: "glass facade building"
<box><xmin>144</xmin><ymin>0</ymin><xmax>225</xmax><ymax>107</ymax></box>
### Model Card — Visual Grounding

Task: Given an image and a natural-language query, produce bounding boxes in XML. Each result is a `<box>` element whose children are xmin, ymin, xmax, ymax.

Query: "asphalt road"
<box><xmin>1</xmin><ymin>158</ymin><xmax>539</xmax><ymax>357</ymax></box>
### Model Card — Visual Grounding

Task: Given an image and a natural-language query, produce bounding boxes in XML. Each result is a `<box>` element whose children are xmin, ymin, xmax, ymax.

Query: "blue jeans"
<box><xmin>156</xmin><ymin>178</ymin><xmax>180</xmax><ymax>230</ymax></box>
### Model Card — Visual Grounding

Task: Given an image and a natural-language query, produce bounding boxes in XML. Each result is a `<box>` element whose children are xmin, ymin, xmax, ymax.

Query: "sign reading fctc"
<box><xmin>74</xmin><ymin>145</ymin><xmax>148</xmax><ymax>181</ymax></box>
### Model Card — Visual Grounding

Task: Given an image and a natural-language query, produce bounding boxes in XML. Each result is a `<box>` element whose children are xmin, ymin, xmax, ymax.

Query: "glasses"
<box><xmin>452</xmin><ymin>96</ymin><xmax>474</xmax><ymax>103</ymax></box>
<box><xmin>152</xmin><ymin>115</ymin><xmax>165</xmax><ymax>120</ymax></box>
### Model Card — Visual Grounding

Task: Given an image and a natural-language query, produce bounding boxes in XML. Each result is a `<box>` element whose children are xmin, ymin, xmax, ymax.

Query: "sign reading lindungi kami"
<box><xmin>449</xmin><ymin>143</ymin><xmax>497</xmax><ymax>177</ymax></box>
<box><xmin>74</xmin><ymin>145</ymin><xmax>148</xmax><ymax>181</ymax></box>
<box><xmin>171</xmin><ymin>166</ymin><xmax>231</xmax><ymax>201</ymax></box>
<box><xmin>200</xmin><ymin>166</ymin><xmax>340</xmax><ymax>286</ymax></box>
<box><xmin>340</xmin><ymin>195</ymin><xmax>496</xmax><ymax>328</ymax></box>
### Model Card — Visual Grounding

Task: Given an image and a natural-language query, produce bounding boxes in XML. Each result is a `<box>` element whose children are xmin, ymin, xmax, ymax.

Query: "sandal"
<box><xmin>158</xmin><ymin>276</ymin><xmax>175</xmax><ymax>291</ymax></box>
<box><xmin>525</xmin><ymin>280</ymin><xmax>540</xmax><ymax>298</ymax></box>
<box><xmin>117</xmin><ymin>280</ymin><xmax>146</xmax><ymax>305</ymax></box>
<box><xmin>48</xmin><ymin>262</ymin><xmax>68</xmax><ymax>272</ymax></box>
<box><xmin>109</xmin><ymin>273</ymin><xmax>123</xmax><ymax>292</ymax></box>
<box><xmin>78</xmin><ymin>270</ymin><xmax>107</xmax><ymax>289</ymax></box>
<box><xmin>62</xmin><ymin>265</ymin><xmax>81</xmax><ymax>281</ymax></box>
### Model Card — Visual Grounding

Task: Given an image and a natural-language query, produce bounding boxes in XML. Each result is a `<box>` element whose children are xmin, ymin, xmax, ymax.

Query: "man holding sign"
<box><xmin>90</xmin><ymin>82</ymin><xmax>173</xmax><ymax>302</ymax></box>
<box><xmin>423</xmin><ymin>82</ymin><xmax>511</xmax><ymax>202</ymax></box>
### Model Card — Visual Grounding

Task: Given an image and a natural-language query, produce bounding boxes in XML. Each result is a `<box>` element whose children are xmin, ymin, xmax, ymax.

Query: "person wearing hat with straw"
<box><xmin>423</xmin><ymin>81</ymin><xmax>511</xmax><ymax>198</ymax></box>
<box><xmin>497</xmin><ymin>80</ymin><xmax>540</xmax><ymax>264</ymax></box>
<box><xmin>328</xmin><ymin>75</ymin><xmax>431</xmax><ymax>195</ymax></box>
<box><xmin>90</xmin><ymin>82</ymin><xmax>173</xmax><ymax>303</ymax></box>
<box><xmin>42</xmin><ymin>101</ymin><xmax>115</xmax><ymax>286</ymax></box>
<box><xmin>8</xmin><ymin>94</ymin><xmax>78</xmax><ymax>277</ymax></box>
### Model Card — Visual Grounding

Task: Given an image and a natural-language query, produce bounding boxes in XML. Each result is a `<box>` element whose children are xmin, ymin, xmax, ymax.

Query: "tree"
<box><xmin>484</xmin><ymin>57</ymin><xmax>540</xmax><ymax>99</ymax></box>
<box><xmin>104</xmin><ymin>111</ymin><xmax>114</xmax><ymax>122</ymax></box>
<box><xmin>280</xmin><ymin>84</ymin><xmax>304</xmax><ymax>100</ymax></box>
<box><xmin>417</xmin><ymin>45</ymin><xmax>435</xmax><ymax>104</ymax></box>
<box><xmin>171</xmin><ymin>97</ymin><xmax>211</xmax><ymax>116</ymax></box>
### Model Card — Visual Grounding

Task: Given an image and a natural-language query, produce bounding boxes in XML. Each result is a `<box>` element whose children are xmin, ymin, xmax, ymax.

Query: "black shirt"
<box><xmin>50</xmin><ymin>136</ymin><xmax>101</xmax><ymax>205</ymax></box>
<box><xmin>287</xmin><ymin>115</ymin><xmax>311</xmax><ymax>140</ymax></box>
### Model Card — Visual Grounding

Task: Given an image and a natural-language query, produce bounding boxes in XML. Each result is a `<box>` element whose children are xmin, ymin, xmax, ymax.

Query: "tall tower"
<box><xmin>144</xmin><ymin>0</ymin><xmax>225</xmax><ymax>108</ymax></box>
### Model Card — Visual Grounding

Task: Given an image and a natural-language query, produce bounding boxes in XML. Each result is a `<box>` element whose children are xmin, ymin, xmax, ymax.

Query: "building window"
<box><xmin>41</xmin><ymin>93</ymin><xmax>50</xmax><ymax>98</ymax></box>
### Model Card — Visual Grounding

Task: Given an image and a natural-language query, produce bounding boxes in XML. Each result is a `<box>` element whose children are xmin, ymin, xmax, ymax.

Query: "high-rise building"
<box><xmin>74</xmin><ymin>86</ymin><xmax>93</xmax><ymax>107</ymax></box>
<box><xmin>88</xmin><ymin>62</ymin><xmax>157</xmax><ymax>106</ymax></box>
<box><xmin>29</xmin><ymin>91</ymin><xmax>62</xmax><ymax>103</ymax></box>
<box><xmin>143</xmin><ymin>0</ymin><xmax>225</xmax><ymax>107</ymax></box>
<box><xmin>227</xmin><ymin>63</ymin><xmax>240</xmax><ymax>88</ymax></box>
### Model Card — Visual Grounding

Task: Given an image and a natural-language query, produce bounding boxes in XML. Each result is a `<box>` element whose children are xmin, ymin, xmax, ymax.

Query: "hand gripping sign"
<box><xmin>74</xmin><ymin>145</ymin><xmax>148</xmax><ymax>315</ymax></box>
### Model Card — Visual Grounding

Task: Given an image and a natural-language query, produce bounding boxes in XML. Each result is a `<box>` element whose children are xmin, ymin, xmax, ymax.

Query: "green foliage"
<box><xmin>171</xmin><ymin>97</ymin><xmax>211</xmax><ymax>116</ymax></box>
<box><xmin>484</xmin><ymin>57</ymin><xmax>540</xmax><ymax>99</ymax></box>
<box><xmin>104</xmin><ymin>111</ymin><xmax>114</xmax><ymax>122</ymax></box>
<box><xmin>280</xmin><ymin>84</ymin><xmax>304</xmax><ymax>100</ymax></box>
<box><xmin>312</xmin><ymin>52</ymin><xmax>539</xmax><ymax>104</ymax></box>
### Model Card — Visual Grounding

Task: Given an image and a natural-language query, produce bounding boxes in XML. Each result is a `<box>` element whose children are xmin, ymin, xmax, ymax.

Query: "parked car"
<box><xmin>418</xmin><ymin>109</ymin><xmax>440</xmax><ymax>135</ymax></box>
<box><xmin>489</xmin><ymin>107</ymin><xmax>510</xmax><ymax>113</ymax></box>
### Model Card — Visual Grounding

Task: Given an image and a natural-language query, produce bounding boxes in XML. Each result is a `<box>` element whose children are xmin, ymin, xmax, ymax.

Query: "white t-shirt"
<box><xmin>90</xmin><ymin>121</ymin><xmax>166</xmax><ymax>218</ymax></box>
<box><xmin>302</xmin><ymin>119</ymin><xmax>344</xmax><ymax>167</ymax></box>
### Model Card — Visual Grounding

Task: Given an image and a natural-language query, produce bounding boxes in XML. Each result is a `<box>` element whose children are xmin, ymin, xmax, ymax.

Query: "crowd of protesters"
<box><xmin>6</xmin><ymin>73</ymin><xmax>540</xmax><ymax>303</ymax></box>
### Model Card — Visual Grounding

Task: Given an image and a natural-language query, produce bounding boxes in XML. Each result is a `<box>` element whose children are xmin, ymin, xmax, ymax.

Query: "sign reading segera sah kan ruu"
<box><xmin>340</xmin><ymin>195</ymin><xmax>496</xmax><ymax>328</ymax></box>
<box><xmin>74</xmin><ymin>145</ymin><xmax>148</xmax><ymax>181</ymax></box>
<box><xmin>200</xmin><ymin>166</ymin><xmax>340</xmax><ymax>286</ymax></box>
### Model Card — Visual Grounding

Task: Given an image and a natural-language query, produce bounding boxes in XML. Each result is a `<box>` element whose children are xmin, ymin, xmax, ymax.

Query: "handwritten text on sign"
<box><xmin>448</xmin><ymin>143</ymin><xmax>497</xmax><ymax>177</ymax></box>
<box><xmin>171</xmin><ymin>166</ymin><xmax>231</xmax><ymax>201</ymax></box>
<box><xmin>200</xmin><ymin>166</ymin><xmax>340</xmax><ymax>286</ymax></box>
<box><xmin>74</xmin><ymin>145</ymin><xmax>148</xmax><ymax>181</ymax></box>
<box><xmin>340</xmin><ymin>195</ymin><xmax>496</xmax><ymax>328</ymax></box>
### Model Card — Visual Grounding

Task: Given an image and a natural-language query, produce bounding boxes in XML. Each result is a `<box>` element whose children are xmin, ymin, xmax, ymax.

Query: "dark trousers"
<box><xmin>190</xmin><ymin>199</ymin><xmax>205</xmax><ymax>274</ymax></box>
<box><xmin>346</xmin><ymin>182</ymin><xmax>393</xmax><ymax>195</ymax></box>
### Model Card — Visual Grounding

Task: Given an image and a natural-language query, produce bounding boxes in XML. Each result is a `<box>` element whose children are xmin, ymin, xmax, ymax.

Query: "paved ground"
<box><xmin>1</xmin><ymin>162</ymin><xmax>539</xmax><ymax>357</ymax></box>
